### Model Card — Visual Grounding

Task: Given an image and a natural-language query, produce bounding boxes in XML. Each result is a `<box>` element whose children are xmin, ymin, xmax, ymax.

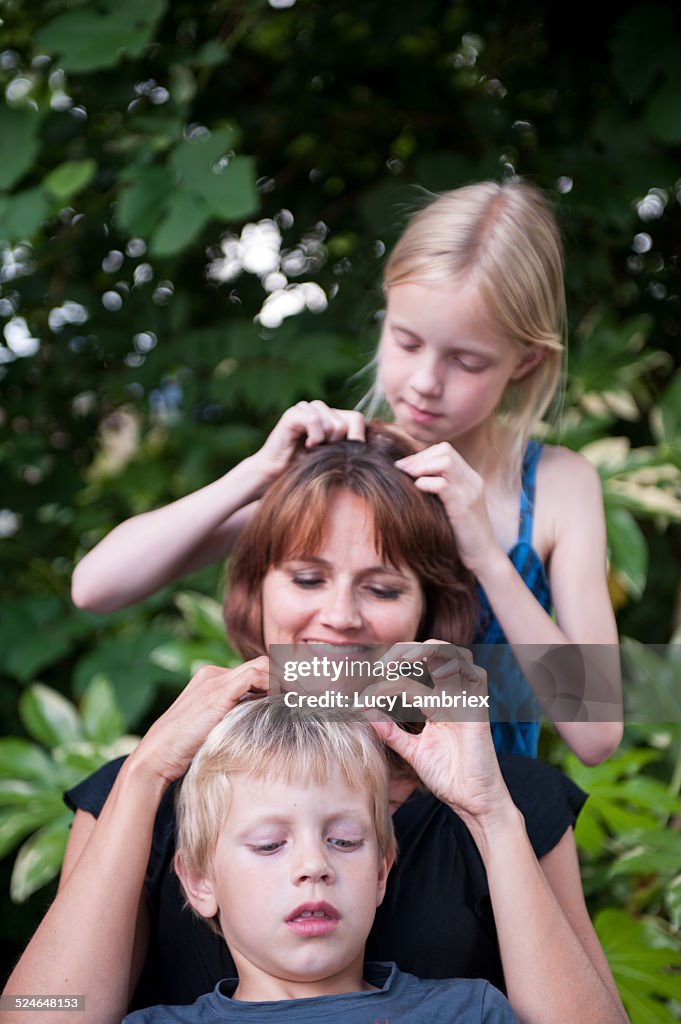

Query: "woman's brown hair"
<box><xmin>224</xmin><ymin>423</ymin><xmax>477</xmax><ymax>659</ymax></box>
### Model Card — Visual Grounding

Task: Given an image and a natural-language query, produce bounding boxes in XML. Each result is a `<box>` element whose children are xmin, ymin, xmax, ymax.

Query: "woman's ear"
<box><xmin>174</xmin><ymin>850</ymin><xmax>219</xmax><ymax>920</ymax></box>
<box><xmin>511</xmin><ymin>345</ymin><xmax>544</xmax><ymax>381</ymax></box>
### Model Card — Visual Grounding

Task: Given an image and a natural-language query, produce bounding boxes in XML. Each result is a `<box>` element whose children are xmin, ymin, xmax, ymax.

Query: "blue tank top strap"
<box><xmin>518</xmin><ymin>440</ymin><xmax>543</xmax><ymax>546</ymax></box>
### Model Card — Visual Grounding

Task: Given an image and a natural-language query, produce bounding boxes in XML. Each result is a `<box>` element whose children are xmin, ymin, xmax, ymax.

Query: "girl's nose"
<box><xmin>410</xmin><ymin>355</ymin><xmax>443</xmax><ymax>398</ymax></box>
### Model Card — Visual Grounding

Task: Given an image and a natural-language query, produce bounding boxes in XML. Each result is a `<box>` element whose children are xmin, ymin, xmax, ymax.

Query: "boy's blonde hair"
<box><xmin>367</xmin><ymin>179</ymin><xmax>566</xmax><ymax>485</ymax></box>
<box><xmin>176</xmin><ymin>696</ymin><xmax>397</xmax><ymax>881</ymax></box>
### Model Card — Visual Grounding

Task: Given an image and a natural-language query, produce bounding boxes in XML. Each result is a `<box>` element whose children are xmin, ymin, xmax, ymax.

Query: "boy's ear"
<box><xmin>511</xmin><ymin>345</ymin><xmax>544</xmax><ymax>381</ymax></box>
<box><xmin>375</xmin><ymin>853</ymin><xmax>395</xmax><ymax>908</ymax></box>
<box><xmin>174</xmin><ymin>850</ymin><xmax>219</xmax><ymax>920</ymax></box>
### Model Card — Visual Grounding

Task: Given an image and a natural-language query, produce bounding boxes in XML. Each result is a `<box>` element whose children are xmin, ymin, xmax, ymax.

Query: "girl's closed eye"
<box><xmin>393</xmin><ymin>329</ymin><xmax>421</xmax><ymax>352</ymax></box>
<box><xmin>448</xmin><ymin>353</ymin><xmax>489</xmax><ymax>373</ymax></box>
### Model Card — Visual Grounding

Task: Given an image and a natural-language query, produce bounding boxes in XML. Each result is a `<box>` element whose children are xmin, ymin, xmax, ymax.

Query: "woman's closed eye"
<box><xmin>291</xmin><ymin>575</ymin><xmax>324</xmax><ymax>589</ymax></box>
<box><xmin>366</xmin><ymin>585</ymin><xmax>402</xmax><ymax>600</ymax></box>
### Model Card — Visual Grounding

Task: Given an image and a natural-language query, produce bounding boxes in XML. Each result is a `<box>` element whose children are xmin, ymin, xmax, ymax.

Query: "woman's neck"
<box><xmin>388</xmin><ymin>772</ymin><xmax>419</xmax><ymax>813</ymax></box>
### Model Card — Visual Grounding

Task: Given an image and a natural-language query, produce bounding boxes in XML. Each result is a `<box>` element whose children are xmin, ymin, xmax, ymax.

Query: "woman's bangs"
<box><xmin>267</xmin><ymin>478</ymin><xmax>330</xmax><ymax>564</ymax></box>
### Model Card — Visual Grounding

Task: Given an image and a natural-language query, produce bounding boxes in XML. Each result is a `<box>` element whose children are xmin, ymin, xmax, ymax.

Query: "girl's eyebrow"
<box><xmin>391</xmin><ymin>319</ymin><xmax>497</xmax><ymax>358</ymax></box>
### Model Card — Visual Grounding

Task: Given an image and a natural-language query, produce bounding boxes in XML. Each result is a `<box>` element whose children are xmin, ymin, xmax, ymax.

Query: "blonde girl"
<box><xmin>369</xmin><ymin>180</ymin><xmax>621</xmax><ymax>761</ymax></box>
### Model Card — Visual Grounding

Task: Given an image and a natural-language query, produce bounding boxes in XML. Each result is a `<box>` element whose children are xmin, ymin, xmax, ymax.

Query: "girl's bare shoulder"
<box><xmin>537</xmin><ymin>444</ymin><xmax>602</xmax><ymax>496</ymax></box>
<box><xmin>535</xmin><ymin>445</ymin><xmax>604</xmax><ymax>555</ymax></box>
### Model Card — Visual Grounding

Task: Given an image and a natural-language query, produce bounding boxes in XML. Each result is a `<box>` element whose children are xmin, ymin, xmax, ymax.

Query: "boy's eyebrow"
<box><xmin>232</xmin><ymin>809</ymin><xmax>373</xmax><ymax>831</ymax></box>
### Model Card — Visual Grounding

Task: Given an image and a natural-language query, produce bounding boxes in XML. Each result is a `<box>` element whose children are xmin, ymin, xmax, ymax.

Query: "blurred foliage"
<box><xmin>1</xmin><ymin>0</ymin><xmax>680</xmax><ymax>1014</ymax></box>
<box><xmin>0</xmin><ymin>676</ymin><xmax>137</xmax><ymax>903</ymax></box>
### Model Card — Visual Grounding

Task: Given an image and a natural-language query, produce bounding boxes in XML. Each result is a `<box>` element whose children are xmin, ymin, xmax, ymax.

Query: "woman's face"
<box><xmin>262</xmin><ymin>489</ymin><xmax>424</xmax><ymax>653</ymax></box>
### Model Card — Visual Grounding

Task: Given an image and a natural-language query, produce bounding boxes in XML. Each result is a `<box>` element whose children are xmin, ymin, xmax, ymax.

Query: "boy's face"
<box><xmin>179</xmin><ymin>771</ymin><xmax>392</xmax><ymax>1001</ymax></box>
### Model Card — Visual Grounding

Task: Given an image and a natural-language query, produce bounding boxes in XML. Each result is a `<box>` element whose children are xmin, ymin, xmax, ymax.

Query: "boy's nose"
<box><xmin>292</xmin><ymin>842</ymin><xmax>335</xmax><ymax>885</ymax></box>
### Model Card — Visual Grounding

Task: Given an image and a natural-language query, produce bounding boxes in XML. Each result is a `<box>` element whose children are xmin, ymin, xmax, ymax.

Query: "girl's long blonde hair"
<box><xmin>364</xmin><ymin>179</ymin><xmax>566</xmax><ymax>487</ymax></box>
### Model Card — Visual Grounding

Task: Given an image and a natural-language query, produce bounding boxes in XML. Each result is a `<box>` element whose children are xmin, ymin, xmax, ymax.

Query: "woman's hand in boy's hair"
<box><xmin>128</xmin><ymin>659</ymin><xmax>270</xmax><ymax>787</ymax></box>
<box><xmin>250</xmin><ymin>401</ymin><xmax>366</xmax><ymax>488</ymax></box>
<box><xmin>370</xmin><ymin>646</ymin><xmax>511</xmax><ymax>827</ymax></box>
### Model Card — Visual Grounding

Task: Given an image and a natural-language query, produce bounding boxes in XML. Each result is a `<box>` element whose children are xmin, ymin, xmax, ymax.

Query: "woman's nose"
<box><xmin>319</xmin><ymin>583</ymin><xmax>363</xmax><ymax>631</ymax></box>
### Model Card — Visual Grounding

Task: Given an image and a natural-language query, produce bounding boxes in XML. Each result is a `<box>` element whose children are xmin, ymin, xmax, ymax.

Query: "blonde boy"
<box><xmin>123</xmin><ymin>698</ymin><xmax>517</xmax><ymax>1023</ymax></box>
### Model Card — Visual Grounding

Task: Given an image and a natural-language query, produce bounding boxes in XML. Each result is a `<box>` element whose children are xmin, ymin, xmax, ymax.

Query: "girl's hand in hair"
<box><xmin>251</xmin><ymin>401</ymin><xmax>366</xmax><ymax>488</ymax></box>
<box><xmin>129</xmin><ymin>659</ymin><xmax>269</xmax><ymax>786</ymax></box>
<box><xmin>394</xmin><ymin>442</ymin><xmax>499</xmax><ymax>576</ymax></box>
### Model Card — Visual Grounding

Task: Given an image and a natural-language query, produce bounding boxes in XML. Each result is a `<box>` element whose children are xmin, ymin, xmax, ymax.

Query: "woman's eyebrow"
<box><xmin>282</xmin><ymin>557</ymin><xmax>412</xmax><ymax>580</ymax></box>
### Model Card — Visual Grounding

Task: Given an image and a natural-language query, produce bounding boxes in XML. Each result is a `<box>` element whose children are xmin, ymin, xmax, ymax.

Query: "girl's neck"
<box><xmin>447</xmin><ymin>420</ymin><xmax>508</xmax><ymax>483</ymax></box>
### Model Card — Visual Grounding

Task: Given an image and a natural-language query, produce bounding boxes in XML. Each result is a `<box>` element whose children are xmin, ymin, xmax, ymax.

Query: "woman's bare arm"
<box><xmin>372</xmin><ymin>651</ymin><xmax>628</xmax><ymax>1024</ymax></box>
<box><xmin>3</xmin><ymin>764</ymin><xmax>163</xmax><ymax>1024</ymax></box>
<box><xmin>2</xmin><ymin>661</ymin><xmax>269</xmax><ymax>1024</ymax></box>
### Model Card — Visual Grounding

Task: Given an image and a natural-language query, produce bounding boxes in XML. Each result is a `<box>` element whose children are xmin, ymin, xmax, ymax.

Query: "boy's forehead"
<box><xmin>225</xmin><ymin>769</ymin><xmax>374</xmax><ymax>816</ymax></box>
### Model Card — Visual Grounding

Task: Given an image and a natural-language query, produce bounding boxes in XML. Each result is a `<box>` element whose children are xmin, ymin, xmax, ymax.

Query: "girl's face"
<box><xmin>378</xmin><ymin>279</ymin><xmax>536</xmax><ymax>448</ymax></box>
<box><xmin>261</xmin><ymin>489</ymin><xmax>424</xmax><ymax>653</ymax></box>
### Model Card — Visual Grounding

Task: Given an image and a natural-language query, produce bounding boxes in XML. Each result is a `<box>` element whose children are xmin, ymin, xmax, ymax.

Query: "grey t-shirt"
<box><xmin>122</xmin><ymin>962</ymin><xmax>518</xmax><ymax>1023</ymax></box>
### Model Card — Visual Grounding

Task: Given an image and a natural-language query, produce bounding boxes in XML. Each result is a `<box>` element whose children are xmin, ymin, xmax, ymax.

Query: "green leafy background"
<box><xmin>0</xmin><ymin>1</ymin><xmax>680</xmax><ymax>1017</ymax></box>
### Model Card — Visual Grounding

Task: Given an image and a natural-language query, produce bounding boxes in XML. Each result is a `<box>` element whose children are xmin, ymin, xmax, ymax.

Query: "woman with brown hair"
<box><xmin>5</xmin><ymin>427</ymin><xmax>627</xmax><ymax>1024</ymax></box>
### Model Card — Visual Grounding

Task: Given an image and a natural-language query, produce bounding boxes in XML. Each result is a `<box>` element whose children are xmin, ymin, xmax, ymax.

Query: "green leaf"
<box><xmin>115</xmin><ymin>165</ymin><xmax>173</xmax><ymax>238</ymax></box>
<box><xmin>0</xmin><ymin>740</ymin><xmax>55</xmax><ymax>782</ymax></box>
<box><xmin>169</xmin><ymin>64</ymin><xmax>197</xmax><ymax>106</ymax></box>
<box><xmin>52</xmin><ymin>742</ymin><xmax>111</xmax><ymax>777</ymax></box>
<box><xmin>174</xmin><ymin>592</ymin><xmax>229</xmax><ymax>643</ymax></box>
<box><xmin>150</xmin><ymin>189</ymin><xmax>211</xmax><ymax>257</ymax></box>
<box><xmin>0</xmin><ymin>780</ymin><xmax>60</xmax><ymax>807</ymax></box>
<box><xmin>35</xmin><ymin>0</ymin><xmax>167</xmax><ymax>72</ymax></box>
<box><xmin>611</xmin><ymin>830</ymin><xmax>681</xmax><ymax>880</ymax></box>
<box><xmin>199</xmin><ymin>155</ymin><xmax>259</xmax><ymax>221</ymax></box>
<box><xmin>169</xmin><ymin>128</ymin><xmax>237</xmax><ymax>184</ymax></box>
<box><xmin>43</xmin><ymin>159</ymin><xmax>97</xmax><ymax>201</ymax></box>
<box><xmin>0</xmin><ymin>187</ymin><xmax>50</xmax><ymax>241</ymax></box>
<box><xmin>150</xmin><ymin>640</ymin><xmax>239</xmax><ymax>676</ymax></box>
<box><xmin>0</xmin><ymin>596</ymin><xmax>89</xmax><ymax>681</ymax></box>
<box><xmin>596</xmin><ymin>910</ymin><xmax>681</xmax><ymax>1021</ymax></box>
<box><xmin>73</xmin><ymin>630</ymin><xmax>182</xmax><ymax>727</ymax></box>
<box><xmin>10</xmin><ymin>815</ymin><xmax>72</xmax><ymax>903</ymax></box>
<box><xmin>655</xmin><ymin>370</ymin><xmax>681</xmax><ymax>448</ymax></box>
<box><xmin>666</xmin><ymin>874</ymin><xmax>681</xmax><ymax>931</ymax></box>
<box><xmin>194</xmin><ymin>40</ymin><xmax>231</xmax><ymax>68</ymax></box>
<box><xmin>0</xmin><ymin>806</ymin><xmax>61</xmax><ymax>859</ymax></box>
<box><xmin>19</xmin><ymin>685</ymin><xmax>83</xmax><ymax>748</ymax></box>
<box><xmin>605</xmin><ymin>505</ymin><xmax>648</xmax><ymax>598</ymax></box>
<box><xmin>0</xmin><ymin>105</ymin><xmax>42</xmax><ymax>191</ymax></box>
<box><xmin>80</xmin><ymin>675</ymin><xmax>125</xmax><ymax>745</ymax></box>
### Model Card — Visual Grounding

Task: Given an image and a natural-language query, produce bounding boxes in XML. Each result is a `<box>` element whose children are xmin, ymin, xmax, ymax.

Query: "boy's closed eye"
<box><xmin>247</xmin><ymin>836</ymin><xmax>367</xmax><ymax>855</ymax></box>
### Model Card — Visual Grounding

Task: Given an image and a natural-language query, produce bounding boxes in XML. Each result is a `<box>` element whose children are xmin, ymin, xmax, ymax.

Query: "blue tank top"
<box><xmin>473</xmin><ymin>440</ymin><xmax>551</xmax><ymax>757</ymax></box>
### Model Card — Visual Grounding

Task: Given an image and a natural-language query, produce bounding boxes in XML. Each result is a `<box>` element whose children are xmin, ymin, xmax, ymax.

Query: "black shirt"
<box><xmin>65</xmin><ymin>755</ymin><xmax>586</xmax><ymax>1008</ymax></box>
